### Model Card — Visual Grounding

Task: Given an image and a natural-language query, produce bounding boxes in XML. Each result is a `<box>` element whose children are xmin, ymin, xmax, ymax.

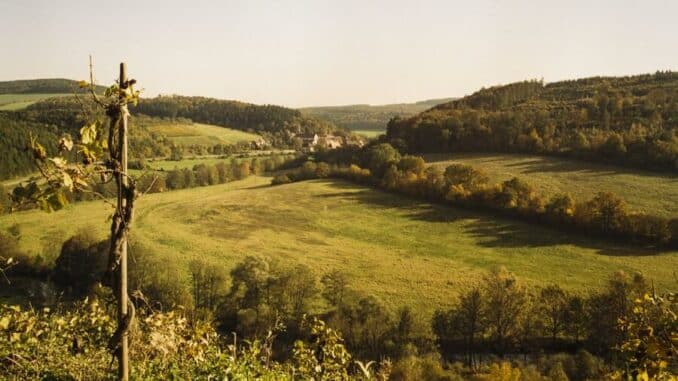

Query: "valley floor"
<box><xmin>2</xmin><ymin>175</ymin><xmax>676</xmax><ymax>315</ymax></box>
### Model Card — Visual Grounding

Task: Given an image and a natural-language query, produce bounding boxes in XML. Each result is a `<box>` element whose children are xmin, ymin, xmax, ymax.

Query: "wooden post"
<box><xmin>118</xmin><ymin>62</ymin><xmax>129</xmax><ymax>381</ymax></box>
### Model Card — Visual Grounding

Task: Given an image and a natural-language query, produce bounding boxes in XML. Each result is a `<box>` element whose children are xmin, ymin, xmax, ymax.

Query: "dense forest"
<box><xmin>300</xmin><ymin>97</ymin><xmax>454</xmax><ymax>132</ymax></box>
<box><xmin>0</xmin><ymin>97</ymin><xmax>173</xmax><ymax>179</ymax></box>
<box><xmin>0</xmin><ymin>114</ymin><xmax>61</xmax><ymax>179</ymax></box>
<box><xmin>133</xmin><ymin>95</ymin><xmax>346</xmax><ymax>147</ymax></box>
<box><xmin>386</xmin><ymin>72</ymin><xmax>678</xmax><ymax>171</ymax></box>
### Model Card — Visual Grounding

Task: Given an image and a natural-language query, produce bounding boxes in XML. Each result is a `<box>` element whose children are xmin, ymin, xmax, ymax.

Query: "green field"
<box><xmin>140</xmin><ymin>151</ymin><xmax>295</xmax><ymax>171</ymax></box>
<box><xmin>0</xmin><ymin>93</ymin><xmax>71</xmax><ymax>110</ymax></box>
<box><xmin>144</xmin><ymin>121</ymin><xmax>260</xmax><ymax>146</ymax></box>
<box><xmin>2</xmin><ymin>175</ymin><xmax>676</xmax><ymax>314</ymax></box>
<box><xmin>426</xmin><ymin>153</ymin><xmax>678</xmax><ymax>218</ymax></box>
<box><xmin>353</xmin><ymin>129</ymin><xmax>384</xmax><ymax>138</ymax></box>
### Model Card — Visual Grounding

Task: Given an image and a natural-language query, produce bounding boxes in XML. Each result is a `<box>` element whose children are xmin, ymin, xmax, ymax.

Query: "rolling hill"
<box><xmin>145</xmin><ymin>121</ymin><xmax>260</xmax><ymax>146</ymax></box>
<box><xmin>386</xmin><ymin>72</ymin><xmax>678</xmax><ymax>171</ymax></box>
<box><xmin>132</xmin><ymin>95</ymin><xmax>346</xmax><ymax>147</ymax></box>
<box><xmin>0</xmin><ymin>79</ymin><xmax>108</xmax><ymax>110</ymax></box>
<box><xmin>300</xmin><ymin>97</ymin><xmax>455</xmax><ymax>136</ymax></box>
<box><xmin>0</xmin><ymin>78</ymin><xmax>342</xmax><ymax>179</ymax></box>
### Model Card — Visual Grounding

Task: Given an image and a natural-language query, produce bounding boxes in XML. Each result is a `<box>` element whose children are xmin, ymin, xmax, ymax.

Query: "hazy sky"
<box><xmin>1</xmin><ymin>0</ymin><xmax>676</xmax><ymax>107</ymax></box>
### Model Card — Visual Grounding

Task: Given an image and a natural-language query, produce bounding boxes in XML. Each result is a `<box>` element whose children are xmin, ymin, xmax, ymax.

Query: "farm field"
<box><xmin>140</xmin><ymin>151</ymin><xmax>296</xmax><ymax>171</ymax></box>
<box><xmin>353</xmin><ymin>129</ymin><xmax>384</xmax><ymax>138</ymax></box>
<box><xmin>426</xmin><ymin>153</ymin><xmax>678</xmax><ymax>218</ymax></box>
<box><xmin>0</xmin><ymin>93</ymin><xmax>72</xmax><ymax>110</ymax></box>
<box><xmin>143</xmin><ymin>121</ymin><xmax>260</xmax><ymax>146</ymax></box>
<box><xmin>2</xmin><ymin>175</ymin><xmax>676</xmax><ymax>315</ymax></box>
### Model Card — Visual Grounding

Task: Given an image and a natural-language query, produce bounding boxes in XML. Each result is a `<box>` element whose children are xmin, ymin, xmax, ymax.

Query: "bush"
<box><xmin>128</xmin><ymin>158</ymin><xmax>148</xmax><ymax>170</ymax></box>
<box><xmin>271</xmin><ymin>174</ymin><xmax>292</xmax><ymax>185</ymax></box>
<box><xmin>128</xmin><ymin>243</ymin><xmax>193</xmax><ymax>310</ymax></box>
<box><xmin>52</xmin><ymin>231</ymin><xmax>108</xmax><ymax>295</ymax></box>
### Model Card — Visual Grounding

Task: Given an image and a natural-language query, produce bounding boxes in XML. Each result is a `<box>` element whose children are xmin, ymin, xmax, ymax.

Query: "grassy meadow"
<box><xmin>2</xmin><ymin>175</ymin><xmax>676</xmax><ymax>315</ymax></box>
<box><xmin>426</xmin><ymin>153</ymin><xmax>678</xmax><ymax>218</ymax></box>
<box><xmin>144</xmin><ymin>121</ymin><xmax>260</xmax><ymax>146</ymax></box>
<box><xmin>0</xmin><ymin>93</ymin><xmax>71</xmax><ymax>110</ymax></box>
<box><xmin>353</xmin><ymin>129</ymin><xmax>384</xmax><ymax>138</ymax></box>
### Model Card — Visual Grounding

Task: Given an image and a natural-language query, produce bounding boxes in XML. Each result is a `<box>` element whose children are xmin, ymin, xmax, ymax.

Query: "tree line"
<box><xmin>2</xmin><ymin>154</ymin><xmax>301</xmax><ymax>215</ymax></box>
<box><xmin>385</xmin><ymin>72</ymin><xmax>678</xmax><ymax>172</ymax></box>
<box><xmin>276</xmin><ymin>144</ymin><xmax>678</xmax><ymax>249</ymax></box>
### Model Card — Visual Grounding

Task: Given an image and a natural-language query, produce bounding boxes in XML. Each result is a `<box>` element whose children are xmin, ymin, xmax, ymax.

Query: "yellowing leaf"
<box><xmin>0</xmin><ymin>316</ymin><xmax>9</xmax><ymax>330</ymax></box>
<box><xmin>58</xmin><ymin>136</ymin><xmax>74</xmax><ymax>151</ymax></box>
<box><xmin>49</xmin><ymin>157</ymin><xmax>66</xmax><ymax>168</ymax></box>
<box><xmin>62</xmin><ymin>172</ymin><xmax>73</xmax><ymax>191</ymax></box>
<box><xmin>80</xmin><ymin>123</ymin><xmax>97</xmax><ymax>145</ymax></box>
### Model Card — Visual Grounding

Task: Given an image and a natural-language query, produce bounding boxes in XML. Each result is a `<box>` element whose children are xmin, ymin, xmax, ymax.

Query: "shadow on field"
<box><xmin>314</xmin><ymin>179</ymin><xmax>666</xmax><ymax>257</ymax></box>
<box><xmin>502</xmin><ymin>156</ymin><xmax>678</xmax><ymax>180</ymax></box>
<box><xmin>425</xmin><ymin>153</ymin><xmax>678</xmax><ymax>180</ymax></box>
<box><xmin>313</xmin><ymin>180</ymin><xmax>469</xmax><ymax>223</ymax></box>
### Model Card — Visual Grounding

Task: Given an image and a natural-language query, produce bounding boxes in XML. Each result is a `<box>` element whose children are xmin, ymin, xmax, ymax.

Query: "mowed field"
<box><xmin>426</xmin><ymin>153</ymin><xmax>678</xmax><ymax>218</ymax></box>
<box><xmin>353</xmin><ymin>129</ymin><xmax>384</xmax><ymax>138</ymax></box>
<box><xmin>0</xmin><ymin>93</ymin><xmax>72</xmax><ymax>110</ymax></box>
<box><xmin>2</xmin><ymin>175</ymin><xmax>676</xmax><ymax>315</ymax></box>
<box><xmin>142</xmin><ymin>151</ymin><xmax>296</xmax><ymax>171</ymax></box>
<box><xmin>144</xmin><ymin>122</ymin><xmax>260</xmax><ymax>146</ymax></box>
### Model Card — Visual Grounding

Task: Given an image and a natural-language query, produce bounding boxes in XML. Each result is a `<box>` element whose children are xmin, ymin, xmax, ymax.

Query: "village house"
<box><xmin>298</xmin><ymin>133</ymin><xmax>347</xmax><ymax>151</ymax></box>
<box><xmin>318</xmin><ymin>135</ymin><xmax>343</xmax><ymax>149</ymax></box>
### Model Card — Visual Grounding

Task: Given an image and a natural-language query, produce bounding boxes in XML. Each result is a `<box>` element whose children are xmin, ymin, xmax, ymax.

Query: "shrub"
<box><xmin>271</xmin><ymin>174</ymin><xmax>292</xmax><ymax>185</ymax></box>
<box><xmin>52</xmin><ymin>231</ymin><xmax>108</xmax><ymax>295</ymax></box>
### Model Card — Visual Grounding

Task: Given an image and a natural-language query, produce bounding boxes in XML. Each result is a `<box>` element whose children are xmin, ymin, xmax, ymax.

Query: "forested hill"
<box><xmin>0</xmin><ymin>78</ymin><xmax>106</xmax><ymax>94</ymax></box>
<box><xmin>132</xmin><ymin>95</ymin><xmax>344</xmax><ymax>147</ymax></box>
<box><xmin>386</xmin><ymin>72</ymin><xmax>678</xmax><ymax>171</ymax></box>
<box><xmin>300</xmin><ymin>97</ymin><xmax>455</xmax><ymax>133</ymax></box>
<box><xmin>0</xmin><ymin>90</ymin><xmax>344</xmax><ymax>179</ymax></box>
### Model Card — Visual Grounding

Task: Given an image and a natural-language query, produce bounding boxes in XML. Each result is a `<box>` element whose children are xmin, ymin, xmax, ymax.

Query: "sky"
<box><xmin>1</xmin><ymin>0</ymin><xmax>677</xmax><ymax>107</ymax></box>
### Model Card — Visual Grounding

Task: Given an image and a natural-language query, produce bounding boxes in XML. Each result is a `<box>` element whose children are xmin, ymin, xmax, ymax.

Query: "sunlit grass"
<box><xmin>2</xmin><ymin>175</ymin><xmax>676</xmax><ymax>315</ymax></box>
<box><xmin>146</xmin><ymin>122</ymin><xmax>260</xmax><ymax>146</ymax></box>
<box><xmin>426</xmin><ymin>153</ymin><xmax>678</xmax><ymax>218</ymax></box>
<box><xmin>0</xmin><ymin>93</ymin><xmax>72</xmax><ymax>110</ymax></box>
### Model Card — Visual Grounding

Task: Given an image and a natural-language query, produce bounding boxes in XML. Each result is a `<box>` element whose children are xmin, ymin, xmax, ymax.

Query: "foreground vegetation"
<box><xmin>2</xmin><ymin>245</ymin><xmax>675</xmax><ymax>379</ymax></box>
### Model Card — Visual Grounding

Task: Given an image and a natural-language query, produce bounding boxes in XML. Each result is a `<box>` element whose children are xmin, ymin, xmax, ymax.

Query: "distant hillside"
<box><xmin>0</xmin><ymin>86</ymin><xmax>345</xmax><ymax>179</ymax></box>
<box><xmin>0</xmin><ymin>96</ymin><xmax>178</xmax><ymax>180</ymax></box>
<box><xmin>386</xmin><ymin>72</ymin><xmax>678</xmax><ymax>171</ymax></box>
<box><xmin>0</xmin><ymin>113</ymin><xmax>61</xmax><ymax>180</ymax></box>
<box><xmin>0</xmin><ymin>78</ymin><xmax>106</xmax><ymax>94</ymax></box>
<box><xmin>300</xmin><ymin>97</ymin><xmax>455</xmax><ymax>134</ymax></box>
<box><xmin>0</xmin><ymin>79</ymin><xmax>108</xmax><ymax>111</ymax></box>
<box><xmin>132</xmin><ymin>95</ymin><xmax>346</xmax><ymax>147</ymax></box>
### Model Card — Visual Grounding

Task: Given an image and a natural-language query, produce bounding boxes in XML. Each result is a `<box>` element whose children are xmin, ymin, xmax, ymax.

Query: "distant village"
<box><xmin>252</xmin><ymin>133</ymin><xmax>364</xmax><ymax>151</ymax></box>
